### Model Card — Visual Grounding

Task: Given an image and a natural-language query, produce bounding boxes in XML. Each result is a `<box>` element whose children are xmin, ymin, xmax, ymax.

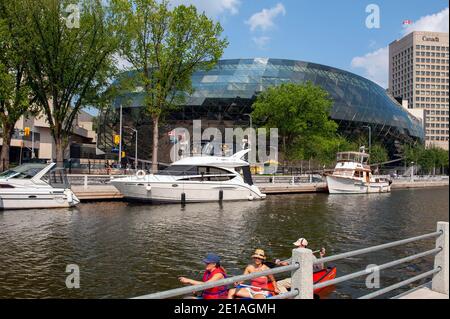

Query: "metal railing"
<box><xmin>133</xmin><ymin>264</ymin><xmax>298</xmax><ymax>300</ymax></box>
<box><xmin>131</xmin><ymin>221</ymin><xmax>448</xmax><ymax>300</ymax></box>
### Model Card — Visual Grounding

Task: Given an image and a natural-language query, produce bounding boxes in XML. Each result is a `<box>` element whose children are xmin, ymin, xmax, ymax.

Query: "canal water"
<box><xmin>0</xmin><ymin>187</ymin><xmax>448</xmax><ymax>299</ymax></box>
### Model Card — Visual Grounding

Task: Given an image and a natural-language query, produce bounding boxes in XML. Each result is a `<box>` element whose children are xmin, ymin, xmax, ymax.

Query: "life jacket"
<box><xmin>250</xmin><ymin>275</ymin><xmax>269</xmax><ymax>291</ymax></box>
<box><xmin>201</xmin><ymin>267</ymin><xmax>228</xmax><ymax>299</ymax></box>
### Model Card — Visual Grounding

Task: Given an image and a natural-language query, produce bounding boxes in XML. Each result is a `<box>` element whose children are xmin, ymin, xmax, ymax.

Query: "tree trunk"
<box><xmin>152</xmin><ymin>114</ymin><xmax>159</xmax><ymax>173</ymax></box>
<box><xmin>55</xmin><ymin>137</ymin><xmax>65</xmax><ymax>168</ymax></box>
<box><xmin>0</xmin><ymin>124</ymin><xmax>14</xmax><ymax>172</ymax></box>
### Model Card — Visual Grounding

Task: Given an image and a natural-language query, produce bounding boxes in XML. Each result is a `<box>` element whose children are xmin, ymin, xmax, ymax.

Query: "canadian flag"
<box><xmin>403</xmin><ymin>20</ymin><xmax>413</xmax><ymax>25</ymax></box>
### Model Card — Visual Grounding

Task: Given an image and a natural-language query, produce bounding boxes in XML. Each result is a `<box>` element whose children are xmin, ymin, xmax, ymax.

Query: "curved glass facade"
<box><xmin>105</xmin><ymin>58</ymin><xmax>424</xmax><ymax>161</ymax></box>
<box><xmin>116</xmin><ymin>58</ymin><xmax>424</xmax><ymax>141</ymax></box>
<box><xmin>184</xmin><ymin>58</ymin><xmax>424</xmax><ymax>140</ymax></box>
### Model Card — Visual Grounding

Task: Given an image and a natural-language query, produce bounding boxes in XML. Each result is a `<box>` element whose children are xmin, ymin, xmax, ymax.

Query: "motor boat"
<box><xmin>325</xmin><ymin>148</ymin><xmax>391</xmax><ymax>194</ymax></box>
<box><xmin>111</xmin><ymin>149</ymin><xmax>267</xmax><ymax>203</ymax></box>
<box><xmin>0</xmin><ymin>163</ymin><xmax>80</xmax><ymax>210</ymax></box>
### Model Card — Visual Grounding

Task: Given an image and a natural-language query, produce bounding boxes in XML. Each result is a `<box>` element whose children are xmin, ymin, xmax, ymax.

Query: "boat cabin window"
<box><xmin>198</xmin><ymin>167</ymin><xmax>231</xmax><ymax>176</ymax></box>
<box><xmin>158</xmin><ymin>165</ymin><xmax>198</xmax><ymax>176</ymax></box>
<box><xmin>0</xmin><ymin>184</ymin><xmax>15</xmax><ymax>188</ymax></box>
<box><xmin>0</xmin><ymin>164</ymin><xmax>47</xmax><ymax>179</ymax></box>
<box><xmin>240</xmin><ymin>166</ymin><xmax>254</xmax><ymax>186</ymax></box>
<box><xmin>43</xmin><ymin>168</ymin><xmax>70</xmax><ymax>189</ymax></box>
<box><xmin>179</xmin><ymin>175</ymin><xmax>234</xmax><ymax>182</ymax></box>
<box><xmin>354</xmin><ymin>171</ymin><xmax>363</xmax><ymax>178</ymax></box>
<box><xmin>337</xmin><ymin>153</ymin><xmax>369</xmax><ymax>164</ymax></box>
<box><xmin>160</xmin><ymin>165</ymin><xmax>234</xmax><ymax>177</ymax></box>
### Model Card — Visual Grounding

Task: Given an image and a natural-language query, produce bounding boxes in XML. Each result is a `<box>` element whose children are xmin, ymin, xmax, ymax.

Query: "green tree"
<box><xmin>419</xmin><ymin>148</ymin><xmax>436</xmax><ymax>174</ymax></box>
<box><xmin>6</xmin><ymin>0</ymin><xmax>118</xmax><ymax>166</ymax></box>
<box><xmin>369</xmin><ymin>143</ymin><xmax>389</xmax><ymax>165</ymax></box>
<box><xmin>111</xmin><ymin>0</ymin><xmax>228</xmax><ymax>172</ymax></box>
<box><xmin>434</xmin><ymin>148</ymin><xmax>449</xmax><ymax>174</ymax></box>
<box><xmin>0</xmin><ymin>8</ymin><xmax>35</xmax><ymax>170</ymax></box>
<box><xmin>404</xmin><ymin>143</ymin><xmax>425</xmax><ymax>165</ymax></box>
<box><xmin>420</xmin><ymin>147</ymin><xmax>449</xmax><ymax>175</ymax></box>
<box><xmin>252</xmin><ymin>82</ymin><xmax>339</xmax><ymax>162</ymax></box>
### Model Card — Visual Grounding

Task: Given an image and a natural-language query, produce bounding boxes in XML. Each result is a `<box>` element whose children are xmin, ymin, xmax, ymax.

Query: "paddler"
<box><xmin>275</xmin><ymin>238</ymin><xmax>326</xmax><ymax>293</ymax></box>
<box><xmin>227</xmin><ymin>249</ymin><xmax>280</xmax><ymax>299</ymax></box>
<box><xmin>179</xmin><ymin>253</ymin><xmax>228</xmax><ymax>299</ymax></box>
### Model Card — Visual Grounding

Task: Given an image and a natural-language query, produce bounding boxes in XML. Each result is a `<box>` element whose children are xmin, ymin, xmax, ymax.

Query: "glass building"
<box><xmin>100</xmin><ymin>58</ymin><xmax>425</xmax><ymax>161</ymax></box>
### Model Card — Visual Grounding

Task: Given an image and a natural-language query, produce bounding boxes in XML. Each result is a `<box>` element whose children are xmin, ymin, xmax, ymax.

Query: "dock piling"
<box><xmin>291</xmin><ymin>248</ymin><xmax>314</xmax><ymax>299</ymax></box>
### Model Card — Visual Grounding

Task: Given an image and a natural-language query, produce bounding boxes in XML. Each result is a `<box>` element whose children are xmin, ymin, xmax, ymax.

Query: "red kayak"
<box><xmin>267</xmin><ymin>266</ymin><xmax>337</xmax><ymax>296</ymax></box>
<box><xmin>313</xmin><ymin>266</ymin><xmax>337</xmax><ymax>294</ymax></box>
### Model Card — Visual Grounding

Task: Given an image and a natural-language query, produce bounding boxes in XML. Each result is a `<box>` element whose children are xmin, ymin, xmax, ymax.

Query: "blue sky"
<box><xmin>173</xmin><ymin>0</ymin><xmax>449</xmax><ymax>88</ymax></box>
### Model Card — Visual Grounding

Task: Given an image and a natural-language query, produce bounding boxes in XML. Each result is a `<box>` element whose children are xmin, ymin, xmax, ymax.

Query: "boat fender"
<box><xmin>146</xmin><ymin>185</ymin><xmax>152</xmax><ymax>192</ymax></box>
<box><xmin>248</xmin><ymin>195</ymin><xmax>254</xmax><ymax>201</ymax></box>
<box><xmin>66</xmin><ymin>191</ymin><xmax>73</xmax><ymax>204</ymax></box>
<box><xmin>136</xmin><ymin>170</ymin><xmax>146</xmax><ymax>179</ymax></box>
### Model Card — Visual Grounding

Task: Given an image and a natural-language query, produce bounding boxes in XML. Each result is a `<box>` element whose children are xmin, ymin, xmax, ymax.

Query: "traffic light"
<box><xmin>24</xmin><ymin>127</ymin><xmax>31</xmax><ymax>137</ymax></box>
<box><xmin>114</xmin><ymin>135</ymin><xmax>120</xmax><ymax>145</ymax></box>
<box><xmin>121</xmin><ymin>151</ymin><xmax>126</xmax><ymax>158</ymax></box>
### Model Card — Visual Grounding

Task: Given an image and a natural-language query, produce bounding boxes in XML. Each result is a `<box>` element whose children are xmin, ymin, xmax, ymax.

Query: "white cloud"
<box><xmin>402</xmin><ymin>7</ymin><xmax>449</xmax><ymax>35</ymax></box>
<box><xmin>350</xmin><ymin>7</ymin><xmax>449</xmax><ymax>88</ymax></box>
<box><xmin>351</xmin><ymin>47</ymin><xmax>389</xmax><ymax>88</ymax></box>
<box><xmin>252</xmin><ymin>36</ymin><xmax>271</xmax><ymax>50</ymax></box>
<box><xmin>246</xmin><ymin>3</ymin><xmax>286</xmax><ymax>32</ymax></box>
<box><xmin>169</xmin><ymin>0</ymin><xmax>241</xmax><ymax>17</ymax></box>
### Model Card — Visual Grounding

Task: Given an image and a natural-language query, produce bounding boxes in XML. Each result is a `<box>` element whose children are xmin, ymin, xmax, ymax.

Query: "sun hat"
<box><xmin>293</xmin><ymin>238</ymin><xmax>309</xmax><ymax>247</ymax></box>
<box><xmin>202</xmin><ymin>253</ymin><xmax>221</xmax><ymax>264</ymax></box>
<box><xmin>251</xmin><ymin>249</ymin><xmax>266</xmax><ymax>260</ymax></box>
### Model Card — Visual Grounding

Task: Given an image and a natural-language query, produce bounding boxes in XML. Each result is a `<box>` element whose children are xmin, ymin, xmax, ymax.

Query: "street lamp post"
<box><xmin>362</xmin><ymin>125</ymin><xmax>372</xmax><ymax>155</ymax></box>
<box><xmin>243</xmin><ymin>113</ymin><xmax>253</xmax><ymax>130</ymax></box>
<box><xmin>131</xmin><ymin>128</ymin><xmax>138</xmax><ymax>170</ymax></box>
<box><xmin>124</xmin><ymin>126</ymin><xmax>138</xmax><ymax>170</ymax></box>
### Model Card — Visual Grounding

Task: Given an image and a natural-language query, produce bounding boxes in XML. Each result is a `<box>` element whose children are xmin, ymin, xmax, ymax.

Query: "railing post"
<box><xmin>84</xmin><ymin>175</ymin><xmax>88</xmax><ymax>190</ymax></box>
<box><xmin>432</xmin><ymin>221</ymin><xmax>449</xmax><ymax>295</ymax></box>
<box><xmin>291</xmin><ymin>248</ymin><xmax>314</xmax><ymax>299</ymax></box>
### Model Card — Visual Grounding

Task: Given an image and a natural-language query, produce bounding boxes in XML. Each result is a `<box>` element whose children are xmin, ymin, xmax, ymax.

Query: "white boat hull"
<box><xmin>111</xmin><ymin>180</ymin><xmax>266</xmax><ymax>203</ymax></box>
<box><xmin>0</xmin><ymin>189</ymin><xmax>80</xmax><ymax>210</ymax></box>
<box><xmin>326</xmin><ymin>176</ymin><xmax>391</xmax><ymax>194</ymax></box>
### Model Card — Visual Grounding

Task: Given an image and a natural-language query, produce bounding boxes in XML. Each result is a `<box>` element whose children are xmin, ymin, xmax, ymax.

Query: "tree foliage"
<box><xmin>403</xmin><ymin>143</ymin><xmax>448</xmax><ymax>174</ymax></box>
<box><xmin>3</xmin><ymin>0</ymin><xmax>118</xmax><ymax>165</ymax></box>
<box><xmin>0</xmin><ymin>6</ymin><xmax>35</xmax><ymax>170</ymax></box>
<box><xmin>368</xmin><ymin>143</ymin><xmax>389</xmax><ymax>165</ymax></box>
<box><xmin>252</xmin><ymin>82</ymin><xmax>339</xmax><ymax>163</ymax></box>
<box><xmin>111</xmin><ymin>0</ymin><xmax>228</xmax><ymax>171</ymax></box>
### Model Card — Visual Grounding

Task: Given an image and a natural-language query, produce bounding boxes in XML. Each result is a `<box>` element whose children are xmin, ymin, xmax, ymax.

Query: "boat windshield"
<box><xmin>0</xmin><ymin>164</ymin><xmax>47</xmax><ymax>179</ymax></box>
<box><xmin>336</xmin><ymin>152</ymin><xmax>369</xmax><ymax>164</ymax></box>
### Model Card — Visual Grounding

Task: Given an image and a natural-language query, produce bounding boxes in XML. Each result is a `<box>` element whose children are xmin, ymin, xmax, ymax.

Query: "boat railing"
<box><xmin>130</xmin><ymin>221</ymin><xmax>448</xmax><ymax>299</ymax></box>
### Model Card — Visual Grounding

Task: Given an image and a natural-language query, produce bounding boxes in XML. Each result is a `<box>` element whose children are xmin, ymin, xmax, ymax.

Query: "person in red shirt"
<box><xmin>179</xmin><ymin>253</ymin><xmax>228</xmax><ymax>299</ymax></box>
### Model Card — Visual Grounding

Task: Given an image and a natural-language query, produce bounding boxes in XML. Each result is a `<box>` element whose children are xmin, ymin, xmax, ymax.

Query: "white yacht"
<box><xmin>0</xmin><ymin>163</ymin><xmax>80</xmax><ymax>210</ymax></box>
<box><xmin>111</xmin><ymin>150</ymin><xmax>266</xmax><ymax>203</ymax></box>
<box><xmin>325</xmin><ymin>149</ymin><xmax>391</xmax><ymax>194</ymax></box>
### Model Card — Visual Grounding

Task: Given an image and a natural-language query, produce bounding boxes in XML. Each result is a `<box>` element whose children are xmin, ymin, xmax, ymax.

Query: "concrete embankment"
<box><xmin>70</xmin><ymin>177</ymin><xmax>448</xmax><ymax>201</ymax></box>
<box><xmin>391</xmin><ymin>179</ymin><xmax>449</xmax><ymax>189</ymax></box>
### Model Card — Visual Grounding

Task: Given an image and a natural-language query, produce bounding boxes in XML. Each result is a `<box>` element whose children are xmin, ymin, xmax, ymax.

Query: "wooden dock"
<box><xmin>71</xmin><ymin>185</ymin><xmax>123</xmax><ymax>200</ymax></box>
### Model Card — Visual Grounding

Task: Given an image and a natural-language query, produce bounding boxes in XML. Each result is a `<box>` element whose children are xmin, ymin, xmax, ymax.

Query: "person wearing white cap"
<box><xmin>275</xmin><ymin>238</ymin><xmax>326</xmax><ymax>294</ymax></box>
